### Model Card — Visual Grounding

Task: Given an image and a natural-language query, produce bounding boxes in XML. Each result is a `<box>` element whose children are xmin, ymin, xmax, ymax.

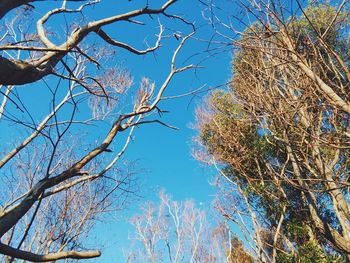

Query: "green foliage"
<box><xmin>285</xmin><ymin>220</ymin><xmax>309</xmax><ymax>242</ymax></box>
<box><xmin>275</xmin><ymin>252</ymin><xmax>294</xmax><ymax>263</ymax></box>
<box><xmin>290</xmin><ymin>1</ymin><xmax>348</xmax><ymax>50</ymax></box>
<box><xmin>198</xmin><ymin>1</ymin><xmax>349</xmax><ymax>261</ymax></box>
<box><xmin>276</xmin><ymin>240</ymin><xmax>343</xmax><ymax>263</ymax></box>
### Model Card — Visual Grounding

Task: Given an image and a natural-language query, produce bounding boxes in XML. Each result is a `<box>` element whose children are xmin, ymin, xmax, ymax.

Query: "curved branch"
<box><xmin>94</xmin><ymin>25</ymin><xmax>163</xmax><ymax>55</ymax></box>
<box><xmin>0</xmin><ymin>243</ymin><xmax>100</xmax><ymax>262</ymax></box>
<box><xmin>0</xmin><ymin>0</ymin><xmax>179</xmax><ymax>86</ymax></box>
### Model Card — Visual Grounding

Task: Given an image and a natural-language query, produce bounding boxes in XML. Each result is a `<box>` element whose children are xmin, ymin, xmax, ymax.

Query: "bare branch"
<box><xmin>0</xmin><ymin>243</ymin><xmax>101</xmax><ymax>262</ymax></box>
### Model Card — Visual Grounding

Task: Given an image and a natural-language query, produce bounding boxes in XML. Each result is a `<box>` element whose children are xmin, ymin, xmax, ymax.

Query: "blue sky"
<box><xmin>59</xmin><ymin>1</ymin><xmax>235</xmax><ymax>261</ymax></box>
<box><xmin>91</xmin><ymin>1</ymin><xmax>234</xmax><ymax>261</ymax></box>
<box><xmin>0</xmin><ymin>0</ymin><xmax>236</xmax><ymax>262</ymax></box>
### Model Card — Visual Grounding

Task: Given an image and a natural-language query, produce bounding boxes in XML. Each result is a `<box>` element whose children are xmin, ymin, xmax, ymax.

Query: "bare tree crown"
<box><xmin>0</xmin><ymin>0</ymin><xmax>196</xmax><ymax>261</ymax></box>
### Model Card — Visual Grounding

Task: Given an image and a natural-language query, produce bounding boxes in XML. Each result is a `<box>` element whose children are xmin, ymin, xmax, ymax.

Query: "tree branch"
<box><xmin>0</xmin><ymin>243</ymin><xmax>100</xmax><ymax>262</ymax></box>
<box><xmin>0</xmin><ymin>0</ymin><xmax>179</xmax><ymax>85</ymax></box>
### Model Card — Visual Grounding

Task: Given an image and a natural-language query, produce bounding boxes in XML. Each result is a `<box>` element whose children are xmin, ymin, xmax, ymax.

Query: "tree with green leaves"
<box><xmin>197</xmin><ymin>0</ymin><xmax>350</xmax><ymax>262</ymax></box>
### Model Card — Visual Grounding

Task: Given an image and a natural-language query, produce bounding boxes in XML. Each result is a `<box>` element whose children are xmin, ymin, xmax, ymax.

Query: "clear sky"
<box><xmin>92</xmin><ymin>2</ymin><xmax>234</xmax><ymax>262</ymax></box>
<box><xmin>0</xmin><ymin>0</ymin><xmax>236</xmax><ymax>262</ymax></box>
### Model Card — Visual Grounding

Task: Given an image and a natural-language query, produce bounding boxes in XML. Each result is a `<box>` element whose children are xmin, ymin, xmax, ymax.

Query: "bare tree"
<box><xmin>126</xmin><ymin>190</ymin><xmax>236</xmax><ymax>263</ymax></box>
<box><xmin>0</xmin><ymin>0</ymin><xmax>196</xmax><ymax>261</ymax></box>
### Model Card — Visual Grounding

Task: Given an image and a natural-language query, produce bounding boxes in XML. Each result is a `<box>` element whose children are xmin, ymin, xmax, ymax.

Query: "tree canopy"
<box><xmin>197</xmin><ymin>1</ymin><xmax>350</xmax><ymax>262</ymax></box>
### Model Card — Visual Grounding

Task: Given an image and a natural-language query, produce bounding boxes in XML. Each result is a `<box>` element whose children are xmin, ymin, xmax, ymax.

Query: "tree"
<box><xmin>196</xmin><ymin>0</ymin><xmax>350</xmax><ymax>262</ymax></box>
<box><xmin>0</xmin><ymin>0</ymin><xmax>196</xmax><ymax>261</ymax></box>
<box><xmin>126</xmin><ymin>190</ymin><xmax>248</xmax><ymax>263</ymax></box>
